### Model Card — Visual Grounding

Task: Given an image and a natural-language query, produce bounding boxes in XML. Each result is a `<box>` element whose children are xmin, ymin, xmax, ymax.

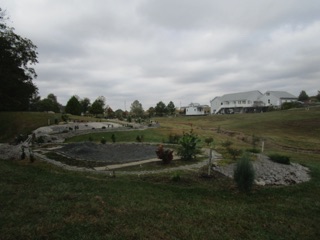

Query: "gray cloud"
<box><xmin>3</xmin><ymin>0</ymin><xmax>320</xmax><ymax>110</ymax></box>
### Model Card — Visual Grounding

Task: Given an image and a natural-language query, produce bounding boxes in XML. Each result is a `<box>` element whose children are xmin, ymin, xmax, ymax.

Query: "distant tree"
<box><xmin>155</xmin><ymin>101</ymin><xmax>167</xmax><ymax>116</ymax></box>
<box><xmin>65</xmin><ymin>96</ymin><xmax>81</xmax><ymax>115</ymax></box>
<box><xmin>90</xmin><ymin>97</ymin><xmax>105</xmax><ymax>115</ymax></box>
<box><xmin>298</xmin><ymin>90</ymin><xmax>309</xmax><ymax>101</ymax></box>
<box><xmin>115</xmin><ymin>109</ymin><xmax>124</xmax><ymax>120</ymax></box>
<box><xmin>80</xmin><ymin>97</ymin><xmax>91</xmax><ymax>114</ymax></box>
<box><xmin>147</xmin><ymin>107</ymin><xmax>155</xmax><ymax>118</ymax></box>
<box><xmin>106</xmin><ymin>106</ymin><xmax>115</xmax><ymax>118</ymax></box>
<box><xmin>316</xmin><ymin>91</ymin><xmax>320</xmax><ymax>101</ymax></box>
<box><xmin>29</xmin><ymin>93</ymin><xmax>41</xmax><ymax>111</ymax></box>
<box><xmin>0</xmin><ymin>8</ymin><xmax>38</xmax><ymax>111</ymax></box>
<box><xmin>166</xmin><ymin>101</ymin><xmax>176</xmax><ymax>115</ymax></box>
<box><xmin>130</xmin><ymin>100</ymin><xmax>144</xmax><ymax>118</ymax></box>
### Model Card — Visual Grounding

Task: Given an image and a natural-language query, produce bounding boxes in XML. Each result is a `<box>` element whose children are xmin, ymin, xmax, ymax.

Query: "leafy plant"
<box><xmin>177</xmin><ymin>129</ymin><xmax>201</xmax><ymax>160</ymax></box>
<box><xmin>251</xmin><ymin>134</ymin><xmax>260</xmax><ymax>149</ymax></box>
<box><xmin>111</xmin><ymin>134</ymin><xmax>116</xmax><ymax>143</ymax></box>
<box><xmin>268</xmin><ymin>153</ymin><xmax>290</xmax><ymax>165</ymax></box>
<box><xmin>100</xmin><ymin>137</ymin><xmax>106</xmax><ymax>144</ymax></box>
<box><xmin>171</xmin><ymin>173</ymin><xmax>181</xmax><ymax>182</ymax></box>
<box><xmin>136</xmin><ymin>135</ymin><xmax>144</xmax><ymax>142</ymax></box>
<box><xmin>228</xmin><ymin>148</ymin><xmax>242</xmax><ymax>160</ymax></box>
<box><xmin>221</xmin><ymin>140</ymin><xmax>233</xmax><ymax>149</ymax></box>
<box><xmin>155</xmin><ymin>145</ymin><xmax>173</xmax><ymax>164</ymax></box>
<box><xmin>234</xmin><ymin>153</ymin><xmax>255</xmax><ymax>193</ymax></box>
<box><xmin>167</xmin><ymin>133</ymin><xmax>181</xmax><ymax>144</ymax></box>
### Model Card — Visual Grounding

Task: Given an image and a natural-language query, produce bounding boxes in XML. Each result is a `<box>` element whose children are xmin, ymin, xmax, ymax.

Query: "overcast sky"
<box><xmin>2</xmin><ymin>0</ymin><xmax>320</xmax><ymax>110</ymax></box>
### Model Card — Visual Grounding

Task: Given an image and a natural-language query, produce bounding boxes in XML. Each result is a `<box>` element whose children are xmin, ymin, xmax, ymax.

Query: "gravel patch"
<box><xmin>213</xmin><ymin>154</ymin><xmax>311</xmax><ymax>186</ymax></box>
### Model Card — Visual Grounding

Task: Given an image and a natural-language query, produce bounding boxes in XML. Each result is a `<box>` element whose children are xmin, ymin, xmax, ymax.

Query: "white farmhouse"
<box><xmin>210</xmin><ymin>90</ymin><xmax>263</xmax><ymax>114</ymax></box>
<box><xmin>185</xmin><ymin>103</ymin><xmax>208</xmax><ymax>116</ymax></box>
<box><xmin>259</xmin><ymin>91</ymin><xmax>297</xmax><ymax>107</ymax></box>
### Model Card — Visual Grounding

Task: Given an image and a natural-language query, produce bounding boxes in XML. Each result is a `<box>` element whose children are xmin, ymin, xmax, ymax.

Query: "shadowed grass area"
<box><xmin>0</xmin><ymin>112</ymin><xmax>61</xmax><ymax>143</ymax></box>
<box><xmin>0</xmin><ymin>157</ymin><xmax>319</xmax><ymax>239</ymax></box>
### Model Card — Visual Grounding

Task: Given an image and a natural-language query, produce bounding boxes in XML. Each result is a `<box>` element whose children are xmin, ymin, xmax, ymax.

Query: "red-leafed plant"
<box><xmin>156</xmin><ymin>145</ymin><xmax>173</xmax><ymax>164</ymax></box>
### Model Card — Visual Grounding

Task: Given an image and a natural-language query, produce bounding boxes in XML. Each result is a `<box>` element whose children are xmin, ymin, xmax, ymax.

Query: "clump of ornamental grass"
<box><xmin>233</xmin><ymin>153</ymin><xmax>255</xmax><ymax>194</ymax></box>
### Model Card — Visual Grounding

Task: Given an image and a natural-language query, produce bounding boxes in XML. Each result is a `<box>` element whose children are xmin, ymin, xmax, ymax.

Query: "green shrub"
<box><xmin>246</xmin><ymin>148</ymin><xmax>261</xmax><ymax>154</ymax></box>
<box><xmin>100</xmin><ymin>137</ymin><xmax>106</xmax><ymax>144</ymax></box>
<box><xmin>171</xmin><ymin>173</ymin><xmax>181</xmax><ymax>182</ymax></box>
<box><xmin>234</xmin><ymin>153</ymin><xmax>255</xmax><ymax>193</ymax></box>
<box><xmin>136</xmin><ymin>135</ymin><xmax>144</xmax><ymax>142</ymax></box>
<box><xmin>177</xmin><ymin>129</ymin><xmax>201</xmax><ymax>160</ymax></box>
<box><xmin>221</xmin><ymin>140</ymin><xmax>233</xmax><ymax>149</ymax></box>
<box><xmin>268</xmin><ymin>153</ymin><xmax>290</xmax><ymax>165</ymax></box>
<box><xmin>228</xmin><ymin>148</ymin><xmax>242</xmax><ymax>160</ymax></box>
<box><xmin>204</xmin><ymin>137</ymin><xmax>214</xmax><ymax>146</ymax></box>
<box><xmin>111</xmin><ymin>134</ymin><xmax>116</xmax><ymax>143</ymax></box>
<box><xmin>167</xmin><ymin>133</ymin><xmax>181</xmax><ymax>144</ymax></box>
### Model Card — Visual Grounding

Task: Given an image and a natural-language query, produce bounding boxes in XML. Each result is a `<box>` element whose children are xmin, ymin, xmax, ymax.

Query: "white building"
<box><xmin>259</xmin><ymin>91</ymin><xmax>297</xmax><ymax>107</ymax></box>
<box><xmin>210</xmin><ymin>90</ymin><xmax>263</xmax><ymax>114</ymax></box>
<box><xmin>210</xmin><ymin>90</ymin><xmax>297</xmax><ymax>114</ymax></box>
<box><xmin>185</xmin><ymin>103</ymin><xmax>209</xmax><ymax>116</ymax></box>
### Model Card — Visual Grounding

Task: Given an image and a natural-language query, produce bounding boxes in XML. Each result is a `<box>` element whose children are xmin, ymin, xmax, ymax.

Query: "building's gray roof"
<box><xmin>264</xmin><ymin>91</ymin><xmax>297</xmax><ymax>99</ymax></box>
<box><xmin>220</xmin><ymin>90</ymin><xmax>262</xmax><ymax>101</ymax></box>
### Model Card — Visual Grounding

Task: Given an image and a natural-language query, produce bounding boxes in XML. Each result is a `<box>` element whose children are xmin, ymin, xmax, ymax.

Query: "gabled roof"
<box><xmin>264</xmin><ymin>91</ymin><xmax>297</xmax><ymax>99</ymax></box>
<box><xmin>220</xmin><ymin>90</ymin><xmax>262</xmax><ymax>102</ymax></box>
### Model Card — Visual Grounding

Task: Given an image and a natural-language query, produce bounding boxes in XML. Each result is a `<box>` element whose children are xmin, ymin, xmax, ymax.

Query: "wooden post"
<box><xmin>261</xmin><ymin>141</ymin><xmax>265</xmax><ymax>153</ymax></box>
<box><xmin>208</xmin><ymin>149</ymin><xmax>212</xmax><ymax>176</ymax></box>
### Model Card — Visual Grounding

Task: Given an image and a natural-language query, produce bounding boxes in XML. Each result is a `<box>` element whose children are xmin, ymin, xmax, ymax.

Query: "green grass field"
<box><xmin>0</xmin><ymin>109</ymin><xmax>320</xmax><ymax>239</ymax></box>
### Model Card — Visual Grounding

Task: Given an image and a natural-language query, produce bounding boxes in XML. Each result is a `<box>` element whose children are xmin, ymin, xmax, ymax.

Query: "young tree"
<box><xmin>298</xmin><ymin>90</ymin><xmax>309</xmax><ymax>101</ymax></box>
<box><xmin>0</xmin><ymin>9</ymin><xmax>38</xmax><ymax>111</ymax></box>
<box><xmin>130</xmin><ymin>100</ymin><xmax>144</xmax><ymax>118</ymax></box>
<box><xmin>167</xmin><ymin>101</ymin><xmax>176</xmax><ymax>115</ymax></box>
<box><xmin>65</xmin><ymin>96</ymin><xmax>82</xmax><ymax>115</ymax></box>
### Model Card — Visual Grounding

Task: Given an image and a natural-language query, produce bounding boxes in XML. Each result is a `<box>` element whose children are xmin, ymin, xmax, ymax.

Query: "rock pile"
<box><xmin>213</xmin><ymin>154</ymin><xmax>311</xmax><ymax>186</ymax></box>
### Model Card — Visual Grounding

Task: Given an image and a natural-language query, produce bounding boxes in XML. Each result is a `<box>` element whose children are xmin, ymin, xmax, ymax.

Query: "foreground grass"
<box><xmin>1</xmin><ymin>158</ymin><xmax>320</xmax><ymax>239</ymax></box>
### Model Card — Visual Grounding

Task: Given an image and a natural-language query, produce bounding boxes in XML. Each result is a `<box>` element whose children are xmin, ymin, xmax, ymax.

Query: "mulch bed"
<box><xmin>57</xmin><ymin>142</ymin><xmax>158</xmax><ymax>164</ymax></box>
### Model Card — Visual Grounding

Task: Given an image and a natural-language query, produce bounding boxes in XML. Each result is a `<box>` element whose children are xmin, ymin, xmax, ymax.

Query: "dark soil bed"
<box><xmin>57</xmin><ymin>142</ymin><xmax>158</xmax><ymax>164</ymax></box>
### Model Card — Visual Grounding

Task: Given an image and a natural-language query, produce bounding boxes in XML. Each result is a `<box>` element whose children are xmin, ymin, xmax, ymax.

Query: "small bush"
<box><xmin>136</xmin><ymin>135</ymin><xmax>144</xmax><ymax>142</ymax></box>
<box><xmin>221</xmin><ymin>140</ymin><xmax>233</xmax><ymax>149</ymax></box>
<box><xmin>228</xmin><ymin>148</ymin><xmax>242</xmax><ymax>160</ymax></box>
<box><xmin>177</xmin><ymin>129</ymin><xmax>201</xmax><ymax>160</ymax></box>
<box><xmin>204</xmin><ymin>137</ymin><xmax>214</xmax><ymax>146</ymax></box>
<box><xmin>234</xmin><ymin>153</ymin><xmax>255</xmax><ymax>193</ymax></box>
<box><xmin>111</xmin><ymin>134</ymin><xmax>116</xmax><ymax>143</ymax></box>
<box><xmin>246</xmin><ymin>148</ymin><xmax>261</xmax><ymax>154</ymax></box>
<box><xmin>171</xmin><ymin>173</ymin><xmax>181</xmax><ymax>182</ymax></box>
<box><xmin>167</xmin><ymin>133</ymin><xmax>181</xmax><ymax>144</ymax></box>
<box><xmin>156</xmin><ymin>145</ymin><xmax>173</xmax><ymax>164</ymax></box>
<box><xmin>100</xmin><ymin>137</ymin><xmax>106</xmax><ymax>144</ymax></box>
<box><xmin>268</xmin><ymin>153</ymin><xmax>290</xmax><ymax>165</ymax></box>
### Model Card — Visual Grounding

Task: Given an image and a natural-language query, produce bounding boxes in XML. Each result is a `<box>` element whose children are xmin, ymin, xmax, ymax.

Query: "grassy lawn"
<box><xmin>1</xmin><ymin>157</ymin><xmax>319</xmax><ymax>239</ymax></box>
<box><xmin>1</xmin><ymin>108</ymin><xmax>320</xmax><ymax>239</ymax></box>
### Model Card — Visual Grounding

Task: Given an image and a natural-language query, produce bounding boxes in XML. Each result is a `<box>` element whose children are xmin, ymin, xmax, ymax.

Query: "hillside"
<box><xmin>0</xmin><ymin>112</ymin><xmax>61</xmax><ymax>143</ymax></box>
